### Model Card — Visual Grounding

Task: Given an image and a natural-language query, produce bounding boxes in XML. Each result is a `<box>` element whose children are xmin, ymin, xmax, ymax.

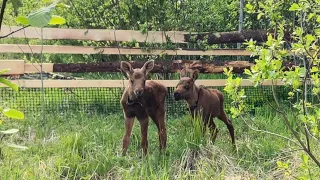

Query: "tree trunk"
<box><xmin>0</xmin><ymin>0</ymin><xmax>8</xmax><ymax>30</ymax></box>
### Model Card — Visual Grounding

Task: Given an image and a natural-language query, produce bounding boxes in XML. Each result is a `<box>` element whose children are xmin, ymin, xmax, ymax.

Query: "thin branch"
<box><xmin>239</xmin><ymin>115</ymin><xmax>301</xmax><ymax>147</ymax></box>
<box><xmin>0</xmin><ymin>25</ymin><xmax>31</xmax><ymax>39</ymax></box>
<box><xmin>271</xmin><ymin>80</ymin><xmax>281</xmax><ymax>107</ymax></box>
<box><xmin>40</xmin><ymin>27</ymin><xmax>45</xmax><ymax>125</ymax></box>
<box><xmin>301</xmin><ymin>54</ymin><xmax>311</xmax><ymax>152</ymax></box>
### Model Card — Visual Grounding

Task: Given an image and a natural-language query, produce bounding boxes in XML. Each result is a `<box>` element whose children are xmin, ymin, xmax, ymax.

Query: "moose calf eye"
<box><xmin>184</xmin><ymin>86</ymin><xmax>189</xmax><ymax>90</ymax></box>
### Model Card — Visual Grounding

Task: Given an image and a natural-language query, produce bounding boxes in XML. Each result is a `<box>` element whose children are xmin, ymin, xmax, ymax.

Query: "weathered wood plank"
<box><xmin>52</xmin><ymin>60</ymin><xmax>256</xmax><ymax>74</ymax></box>
<box><xmin>0</xmin><ymin>44</ymin><xmax>252</xmax><ymax>56</ymax></box>
<box><xmin>0</xmin><ymin>60</ymin><xmax>297</xmax><ymax>75</ymax></box>
<box><xmin>24</xmin><ymin>63</ymin><xmax>54</xmax><ymax>73</ymax></box>
<box><xmin>0</xmin><ymin>25</ymin><xmax>190</xmax><ymax>43</ymax></box>
<box><xmin>1</xmin><ymin>26</ymin><xmax>292</xmax><ymax>45</ymax></box>
<box><xmin>184</xmin><ymin>30</ymin><xmax>292</xmax><ymax>44</ymax></box>
<box><xmin>0</xmin><ymin>60</ymin><xmax>24</xmax><ymax>75</ymax></box>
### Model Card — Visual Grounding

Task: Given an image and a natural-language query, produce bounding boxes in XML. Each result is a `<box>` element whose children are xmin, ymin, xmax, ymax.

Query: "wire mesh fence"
<box><xmin>0</xmin><ymin>85</ymin><xmax>295</xmax><ymax>119</ymax></box>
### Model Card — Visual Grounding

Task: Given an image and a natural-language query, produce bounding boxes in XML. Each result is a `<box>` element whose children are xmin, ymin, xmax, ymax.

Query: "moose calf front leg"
<box><xmin>138</xmin><ymin>118</ymin><xmax>149</xmax><ymax>156</ymax></box>
<box><xmin>122</xmin><ymin>116</ymin><xmax>134</xmax><ymax>156</ymax></box>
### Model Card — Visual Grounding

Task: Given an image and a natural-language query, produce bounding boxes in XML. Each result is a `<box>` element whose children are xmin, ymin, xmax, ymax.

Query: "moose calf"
<box><xmin>173</xmin><ymin>69</ymin><xmax>236</xmax><ymax>149</ymax></box>
<box><xmin>120</xmin><ymin>60</ymin><xmax>168</xmax><ymax>156</ymax></box>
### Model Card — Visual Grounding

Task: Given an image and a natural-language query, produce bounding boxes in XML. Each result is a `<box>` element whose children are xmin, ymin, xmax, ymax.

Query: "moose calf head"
<box><xmin>120</xmin><ymin>60</ymin><xmax>155</xmax><ymax>98</ymax></box>
<box><xmin>173</xmin><ymin>69</ymin><xmax>199</xmax><ymax>101</ymax></box>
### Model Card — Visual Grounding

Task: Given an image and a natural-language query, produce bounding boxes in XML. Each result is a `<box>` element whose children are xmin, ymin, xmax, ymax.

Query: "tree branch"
<box><xmin>0</xmin><ymin>25</ymin><xmax>31</xmax><ymax>39</ymax></box>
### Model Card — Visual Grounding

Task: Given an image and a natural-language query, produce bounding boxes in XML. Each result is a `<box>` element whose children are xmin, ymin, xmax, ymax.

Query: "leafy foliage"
<box><xmin>0</xmin><ymin>69</ymin><xmax>26</xmax><ymax>151</ymax></box>
<box><xmin>224</xmin><ymin>0</ymin><xmax>320</xmax><ymax>178</ymax></box>
<box><xmin>15</xmin><ymin>2</ymin><xmax>69</xmax><ymax>27</ymax></box>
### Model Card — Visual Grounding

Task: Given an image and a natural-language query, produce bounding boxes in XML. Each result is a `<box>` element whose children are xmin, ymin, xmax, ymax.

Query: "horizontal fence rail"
<box><xmin>0</xmin><ymin>79</ymin><xmax>286</xmax><ymax>88</ymax></box>
<box><xmin>0</xmin><ymin>44</ymin><xmax>252</xmax><ymax>56</ymax></box>
<box><xmin>1</xmin><ymin>60</ymin><xmax>258</xmax><ymax>75</ymax></box>
<box><xmin>0</xmin><ymin>26</ymin><xmax>293</xmax><ymax>45</ymax></box>
<box><xmin>0</xmin><ymin>25</ymin><xmax>192</xmax><ymax>43</ymax></box>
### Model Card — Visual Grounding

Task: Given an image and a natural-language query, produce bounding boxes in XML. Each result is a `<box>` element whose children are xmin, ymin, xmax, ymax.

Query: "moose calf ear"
<box><xmin>180</xmin><ymin>69</ymin><xmax>187</xmax><ymax>78</ymax></box>
<box><xmin>191</xmin><ymin>70</ymin><xmax>199</xmax><ymax>81</ymax></box>
<box><xmin>120</xmin><ymin>61</ymin><xmax>133</xmax><ymax>75</ymax></box>
<box><xmin>142</xmin><ymin>60</ymin><xmax>154</xmax><ymax>74</ymax></box>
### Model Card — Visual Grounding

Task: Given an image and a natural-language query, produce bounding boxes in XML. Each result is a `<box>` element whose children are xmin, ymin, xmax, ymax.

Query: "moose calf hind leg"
<box><xmin>218</xmin><ymin>112</ymin><xmax>236</xmax><ymax>149</ymax></box>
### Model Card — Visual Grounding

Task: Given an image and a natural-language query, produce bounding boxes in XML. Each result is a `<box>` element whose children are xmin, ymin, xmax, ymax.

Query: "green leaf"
<box><xmin>301</xmin><ymin>154</ymin><xmax>308</xmax><ymax>165</ymax></box>
<box><xmin>245</xmin><ymin>3</ymin><xmax>253</xmax><ymax>10</ymax></box>
<box><xmin>48</xmin><ymin>15</ymin><xmax>66</xmax><ymax>25</ymax></box>
<box><xmin>0</xmin><ymin>69</ymin><xmax>10</xmax><ymax>75</ymax></box>
<box><xmin>2</xmin><ymin>108</ymin><xmax>24</xmax><ymax>119</ymax></box>
<box><xmin>56</xmin><ymin>3</ymin><xmax>70</xmax><ymax>8</ymax></box>
<box><xmin>305</xmin><ymin>34</ymin><xmax>316</xmax><ymax>42</ymax></box>
<box><xmin>311</xmin><ymin>66</ymin><xmax>319</xmax><ymax>73</ymax></box>
<box><xmin>244</xmin><ymin>69</ymin><xmax>252</xmax><ymax>76</ymax></box>
<box><xmin>289</xmin><ymin>3</ymin><xmax>301</xmax><ymax>11</ymax></box>
<box><xmin>6</xmin><ymin>143</ymin><xmax>28</xmax><ymax>150</ymax></box>
<box><xmin>257</xmin><ymin>13</ymin><xmax>263</xmax><ymax>20</ymax></box>
<box><xmin>0</xmin><ymin>77</ymin><xmax>19</xmax><ymax>91</ymax></box>
<box><xmin>27</xmin><ymin>4</ymin><xmax>56</xmax><ymax>27</ymax></box>
<box><xmin>315</xmin><ymin>29</ymin><xmax>320</xmax><ymax>36</ymax></box>
<box><xmin>274</xmin><ymin>60</ymin><xmax>282</xmax><ymax>70</ymax></box>
<box><xmin>276</xmin><ymin>161</ymin><xmax>283</xmax><ymax>168</ymax></box>
<box><xmin>307</xmin><ymin>13</ymin><xmax>315</xmax><ymax>21</ymax></box>
<box><xmin>15</xmin><ymin>15</ymin><xmax>29</xmax><ymax>25</ymax></box>
<box><xmin>317</xmin><ymin>16</ymin><xmax>320</xmax><ymax>23</ymax></box>
<box><xmin>0</xmin><ymin>129</ymin><xmax>19</xmax><ymax>134</ymax></box>
<box><xmin>265</xmin><ymin>34</ymin><xmax>273</xmax><ymax>46</ymax></box>
<box><xmin>293</xmin><ymin>27</ymin><xmax>303</xmax><ymax>37</ymax></box>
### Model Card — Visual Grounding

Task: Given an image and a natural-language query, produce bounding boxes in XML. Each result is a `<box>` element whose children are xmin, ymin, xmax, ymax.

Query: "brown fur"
<box><xmin>173</xmin><ymin>69</ymin><xmax>236</xmax><ymax>149</ymax></box>
<box><xmin>120</xmin><ymin>60</ymin><xmax>168</xmax><ymax>156</ymax></box>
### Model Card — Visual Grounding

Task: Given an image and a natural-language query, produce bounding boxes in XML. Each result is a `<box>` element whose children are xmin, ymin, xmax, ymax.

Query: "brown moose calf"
<box><xmin>173</xmin><ymin>69</ymin><xmax>236</xmax><ymax>149</ymax></box>
<box><xmin>120</xmin><ymin>60</ymin><xmax>168</xmax><ymax>156</ymax></box>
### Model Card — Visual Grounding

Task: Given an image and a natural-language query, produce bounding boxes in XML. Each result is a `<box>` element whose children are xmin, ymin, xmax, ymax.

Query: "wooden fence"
<box><xmin>0</xmin><ymin>25</ymin><xmax>289</xmax><ymax>88</ymax></box>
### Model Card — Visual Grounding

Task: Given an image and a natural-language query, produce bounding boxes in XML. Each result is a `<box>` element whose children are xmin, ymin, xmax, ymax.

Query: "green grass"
<box><xmin>0</xmin><ymin>106</ymin><xmax>319</xmax><ymax>179</ymax></box>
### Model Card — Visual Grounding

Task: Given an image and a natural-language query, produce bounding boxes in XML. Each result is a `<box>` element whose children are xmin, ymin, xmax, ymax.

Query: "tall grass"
<box><xmin>1</xmin><ymin>105</ymin><xmax>319</xmax><ymax>179</ymax></box>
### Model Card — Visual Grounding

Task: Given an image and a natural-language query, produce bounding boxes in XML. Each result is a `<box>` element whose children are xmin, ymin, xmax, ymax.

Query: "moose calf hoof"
<box><xmin>121</xmin><ymin>149</ymin><xmax>128</xmax><ymax>156</ymax></box>
<box><xmin>232</xmin><ymin>144</ymin><xmax>238</xmax><ymax>154</ymax></box>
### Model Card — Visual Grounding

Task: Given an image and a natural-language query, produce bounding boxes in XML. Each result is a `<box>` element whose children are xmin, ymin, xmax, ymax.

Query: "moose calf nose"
<box><xmin>173</xmin><ymin>92</ymin><xmax>181</xmax><ymax>100</ymax></box>
<box><xmin>134</xmin><ymin>90</ymin><xmax>144</xmax><ymax>97</ymax></box>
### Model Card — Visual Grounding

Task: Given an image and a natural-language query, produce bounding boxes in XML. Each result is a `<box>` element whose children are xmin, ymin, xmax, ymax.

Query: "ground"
<box><xmin>0</xmin><ymin>106</ymin><xmax>319</xmax><ymax>179</ymax></box>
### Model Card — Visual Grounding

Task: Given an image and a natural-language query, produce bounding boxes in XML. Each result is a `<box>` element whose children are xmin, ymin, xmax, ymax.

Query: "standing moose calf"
<box><xmin>120</xmin><ymin>60</ymin><xmax>168</xmax><ymax>156</ymax></box>
<box><xmin>173</xmin><ymin>69</ymin><xmax>236</xmax><ymax>149</ymax></box>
